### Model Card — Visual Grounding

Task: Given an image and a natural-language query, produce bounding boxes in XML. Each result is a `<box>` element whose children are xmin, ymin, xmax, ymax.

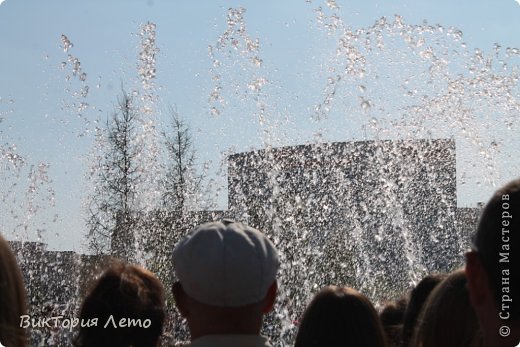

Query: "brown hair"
<box><xmin>411</xmin><ymin>269</ymin><xmax>482</xmax><ymax>347</ymax></box>
<box><xmin>380</xmin><ymin>297</ymin><xmax>407</xmax><ymax>347</ymax></box>
<box><xmin>401</xmin><ymin>273</ymin><xmax>445</xmax><ymax>347</ymax></box>
<box><xmin>74</xmin><ymin>263</ymin><xmax>166</xmax><ymax>347</ymax></box>
<box><xmin>0</xmin><ymin>234</ymin><xmax>27</xmax><ymax>347</ymax></box>
<box><xmin>473</xmin><ymin>178</ymin><xmax>519</xmax><ymax>320</ymax></box>
<box><xmin>295</xmin><ymin>286</ymin><xmax>387</xmax><ymax>347</ymax></box>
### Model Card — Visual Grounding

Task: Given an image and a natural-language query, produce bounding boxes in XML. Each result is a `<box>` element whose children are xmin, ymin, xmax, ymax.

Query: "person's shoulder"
<box><xmin>186</xmin><ymin>334</ymin><xmax>273</xmax><ymax>347</ymax></box>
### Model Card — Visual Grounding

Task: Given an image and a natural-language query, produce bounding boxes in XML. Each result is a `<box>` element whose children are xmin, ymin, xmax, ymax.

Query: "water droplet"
<box><xmin>419</xmin><ymin>48</ymin><xmax>434</xmax><ymax>59</ymax></box>
<box><xmin>361</xmin><ymin>99</ymin><xmax>371</xmax><ymax>111</ymax></box>
<box><xmin>60</xmin><ymin>34</ymin><xmax>74</xmax><ymax>52</ymax></box>
<box><xmin>449</xmin><ymin>28</ymin><xmax>463</xmax><ymax>41</ymax></box>
<box><xmin>394</xmin><ymin>14</ymin><xmax>404</xmax><ymax>28</ymax></box>
<box><xmin>78</xmin><ymin>102</ymin><xmax>88</xmax><ymax>112</ymax></box>
<box><xmin>247</xmin><ymin>77</ymin><xmax>267</xmax><ymax>91</ymax></box>
<box><xmin>210</xmin><ymin>107</ymin><xmax>220</xmax><ymax>116</ymax></box>
<box><xmin>252</xmin><ymin>56</ymin><xmax>263</xmax><ymax>67</ymax></box>
<box><xmin>80</xmin><ymin>86</ymin><xmax>89</xmax><ymax>97</ymax></box>
<box><xmin>326</xmin><ymin>0</ymin><xmax>339</xmax><ymax>10</ymax></box>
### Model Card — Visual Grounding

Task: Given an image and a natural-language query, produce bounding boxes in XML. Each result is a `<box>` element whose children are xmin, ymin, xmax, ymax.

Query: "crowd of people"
<box><xmin>0</xmin><ymin>178</ymin><xmax>518</xmax><ymax>346</ymax></box>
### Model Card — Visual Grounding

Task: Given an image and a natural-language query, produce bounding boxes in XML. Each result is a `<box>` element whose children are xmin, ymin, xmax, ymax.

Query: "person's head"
<box><xmin>172</xmin><ymin>220</ymin><xmax>279</xmax><ymax>339</ymax></box>
<box><xmin>294</xmin><ymin>286</ymin><xmax>387</xmax><ymax>347</ymax></box>
<box><xmin>411</xmin><ymin>269</ymin><xmax>482</xmax><ymax>347</ymax></box>
<box><xmin>465</xmin><ymin>178</ymin><xmax>519</xmax><ymax>345</ymax></box>
<box><xmin>74</xmin><ymin>263</ymin><xmax>165</xmax><ymax>347</ymax></box>
<box><xmin>0</xmin><ymin>234</ymin><xmax>27</xmax><ymax>347</ymax></box>
<box><xmin>380</xmin><ymin>297</ymin><xmax>407</xmax><ymax>347</ymax></box>
<box><xmin>380</xmin><ymin>297</ymin><xmax>407</xmax><ymax>327</ymax></box>
<box><xmin>401</xmin><ymin>273</ymin><xmax>445</xmax><ymax>347</ymax></box>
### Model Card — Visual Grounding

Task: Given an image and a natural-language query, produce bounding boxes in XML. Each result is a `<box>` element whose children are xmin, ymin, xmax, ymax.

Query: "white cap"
<box><xmin>173</xmin><ymin>220</ymin><xmax>279</xmax><ymax>307</ymax></box>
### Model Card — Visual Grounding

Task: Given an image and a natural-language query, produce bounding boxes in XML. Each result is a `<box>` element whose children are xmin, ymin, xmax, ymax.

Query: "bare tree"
<box><xmin>144</xmin><ymin>107</ymin><xmax>205</xmax><ymax>300</ymax></box>
<box><xmin>86</xmin><ymin>91</ymin><xmax>141</xmax><ymax>260</ymax></box>
<box><xmin>161</xmin><ymin>106</ymin><xmax>203</xmax><ymax>212</ymax></box>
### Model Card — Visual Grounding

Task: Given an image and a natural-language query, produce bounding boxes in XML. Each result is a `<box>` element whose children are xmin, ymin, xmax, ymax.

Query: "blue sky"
<box><xmin>1</xmin><ymin>0</ymin><xmax>519</xmax><ymax>251</ymax></box>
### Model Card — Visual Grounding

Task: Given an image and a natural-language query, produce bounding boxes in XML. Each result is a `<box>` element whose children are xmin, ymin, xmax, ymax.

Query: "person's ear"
<box><xmin>262</xmin><ymin>281</ymin><xmax>277</xmax><ymax>314</ymax></box>
<box><xmin>465</xmin><ymin>251</ymin><xmax>489</xmax><ymax>306</ymax></box>
<box><xmin>172</xmin><ymin>282</ymin><xmax>189</xmax><ymax>318</ymax></box>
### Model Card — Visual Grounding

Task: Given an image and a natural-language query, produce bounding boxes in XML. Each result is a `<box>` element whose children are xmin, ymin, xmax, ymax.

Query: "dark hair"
<box><xmin>0</xmin><ymin>234</ymin><xmax>27</xmax><ymax>347</ymax></box>
<box><xmin>400</xmin><ymin>273</ymin><xmax>445</xmax><ymax>347</ymax></box>
<box><xmin>295</xmin><ymin>286</ymin><xmax>387</xmax><ymax>347</ymax></box>
<box><xmin>379</xmin><ymin>297</ymin><xmax>407</xmax><ymax>347</ymax></box>
<box><xmin>74</xmin><ymin>263</ymin><xmax>166</xmax><ymax>347</ymax></box>
<box><xmin>411</xmin><ymin>269</ymin><xmax>483</xmax><ymax>347</ymax></box>
<box><xmin>473</xmin><ymin>178</ymin><xmax>519</xmax><ymax>320</ymax></box>
<box><xmin>380</xmin><ymin>297</ymin><xmax>407</xmax><ymax>326</ymax></box>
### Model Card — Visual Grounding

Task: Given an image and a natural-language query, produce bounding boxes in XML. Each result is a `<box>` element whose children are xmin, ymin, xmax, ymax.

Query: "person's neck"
<box><xmin>189</xmin><ymin>315</ymin><xmax>263</xmax><ymax>340</ymax></box>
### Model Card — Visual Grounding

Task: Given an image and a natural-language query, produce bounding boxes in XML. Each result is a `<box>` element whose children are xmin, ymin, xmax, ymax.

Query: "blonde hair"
<box><xmin>0</xmin><ymin>234</ymin><xmax>27</xmax><ymax>347</ymax></box>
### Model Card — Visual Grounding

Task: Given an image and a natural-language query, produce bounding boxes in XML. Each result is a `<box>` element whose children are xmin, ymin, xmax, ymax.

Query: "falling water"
<box><xmin>207</xmin><ymin>6</ymin><xmax>519</xmax><ymax>345</ymax></box>
<box><xmin>208</xmin><ymin>7</ymin><xmax>268</xmax><ymax>124</ymax></box>
<box><xmin>1</xmin><ymin>3</ymin><xmax>519</xmax><ymax>347</ymax></box>
<box><xmin>59</xmin><ymin>34</ymin><xmax>92</xmax><ymax>135</ymax></box>
<box><xmin>133</xmin><ymin>21</ymin><xmax>163</xmax><ymax>215</ymax></box>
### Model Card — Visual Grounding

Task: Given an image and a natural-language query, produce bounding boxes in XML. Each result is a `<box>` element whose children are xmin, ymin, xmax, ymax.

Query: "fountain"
<box><xmin>1</xmin><ymin>1</ymin><xmax>519</xmax><ymax>346</ymax></box>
